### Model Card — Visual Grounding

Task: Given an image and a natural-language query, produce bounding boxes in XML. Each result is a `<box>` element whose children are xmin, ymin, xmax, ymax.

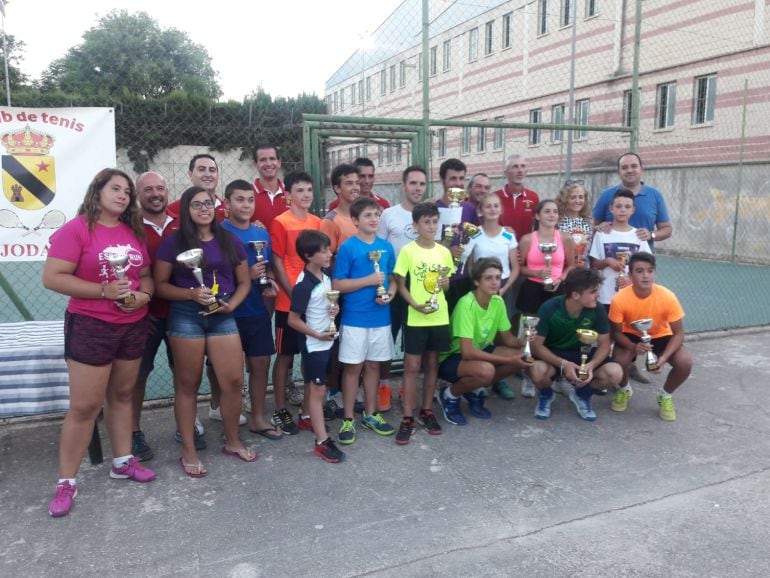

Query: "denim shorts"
<box><xmin>167</xmin><ymin>299</ymin><xmax>239</xmax><ymax>339</ymax></box>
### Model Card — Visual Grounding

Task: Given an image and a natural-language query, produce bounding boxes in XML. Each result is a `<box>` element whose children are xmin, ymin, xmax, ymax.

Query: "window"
<box><xmin>462</xmin><ymin>126</ymin><xmax>472</xmax><ymax>154</ymax></box>
<box><xmin>430</xmin><ymin>46</ymin><xmax>438</xmax><ymax>76</ymax></box>
<box><xmin>561</xmin><ymin>0</ymin><xmax>574</xmax><ymax>27</ymax></box>
<box><xmin>538</xmin><ymin>0</ymin><xmax>550</xmax><ymax>35</ymax></box>
<box><xmin>502</xmin><ymin>12</ymin><xmax>513</xmax><ymax>49</ymax></box>
<box><xmin>468</xmin><ymin>28</ymin><xmax>479</xmax><ymax>62</ymax></box>
<box><xmin>350</xmin><ymin>84</ymin><xmax>356</xmax><ymax>107</ymax></box>
<box><xmin>484</xmin><ymin>21</ymin><xmax>494</xmax><ymax>56</ymax></box>
<box><xmin>366</xmin><ymin>76</ymin><xmax>372</xmax><ymax>100</ymax></box>
<box><xmin>363</xmin><ymin>144</ymin><xmax>368</xmax><ymax>158</ymax></box>
<box><xmin>340</xmin><ymin>90</ymin><xmax>345</xmax><ymax>111</ymax></box>
<box><xmin>358</xmin><ymin>79</ymin><xmax>364</xmax><ymax>104</ymax></box>
<box><xmin>622</xmin><ymin>89</ymin><xmax>633</xmax><ymax>128</ymax></box>
<box><xmin>477</xmin><ymin>125</ymin><xmax>486</xmax><ymax>152</ymax></box>
<box><xmin>330</xmin><ymin>151</ymin><xmax>336</xmax><ymax>166</ymax></box>
<box><xmin>380</xmin><ymin>69</ymin><xmax>387</xmax><ymax>96</ymax></box>
<box><xmin>551</xmin><ymin>104</ymin><xmax>565</xmax><ymax>143</ymax></box>
<box><xmin>333</xmin><ymin>92</ymin><xmax>339</xmax><ymax>113</ymax></box>
<box><xmin>692</xmin><ymin>74</ymin><xmax>716</xmax><ymax>125</ymax></box>
<box><xmin>387</xmin><ymin>143</ymin><xmax>394</xmax><ymax>164</ymax></box>
<box><xmin>575</xmin><ymin>98</ymin><xmax>590</xmax><ymax>139</ymax></box>
<box><xmin>493</xmin><ymin>116</ymin><xmax>505</xmax><ymax>149</ymax></box>
<box><xmin>326</xmin><ymin>95</ymin><xmax>332</xmax><ymax>113</ymax></box>
<box><xmin>438</xmin><ymin>128</ymin><xmax>447</xmax><ymax>157</ymax></box>
<box><xmin>390</xmin><ymin>65</ymin><xmax>396</xmax><ymax>92</ymax></box>
<box><xmin>585</xmin><ymin>0</ymin><xmax>599</xmax><ymax>17</ymax></box>
<box><xmin>417</xmin><ymin>52</ymin><xmax>423</xmax><ymax>80</ymax></box>
<box><xmin>377</xmin><ymin>144</ymin><xmax>383</xmax><ymax>166</ymax></box>
<box><xmin>443</xmin><ymin>40</ymin><xmax>452</xmax><ymax>72</ymax></box>
<box><xmin>349</xmin><ymin>148</ymin><xmax>354</xmax><ymax>162</ymax></box>
<box><xmin>529</xmin><ymin>109</ymin><xmax>542</xmax><ymax>145</ymax></box>
<box><xmin>396</xmin><ymin>143</ymin><xmax>402</xmax><ymax>163</ymax></box>
<box><xmin>655</xmin><ymin>82</ymin><xmax>676</xmax><ymax>129</ymax></box>
<box><xmin>399</xmin><ymin>61</ymin><xmax>406</xmax><ymax>88</ymax></box>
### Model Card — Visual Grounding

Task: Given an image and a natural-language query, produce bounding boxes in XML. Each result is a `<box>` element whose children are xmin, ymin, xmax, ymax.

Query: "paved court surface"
<box><xmin>2</xmin><ymin>328</ymin><xmax>770</xmax><ymax>577</ymax></box>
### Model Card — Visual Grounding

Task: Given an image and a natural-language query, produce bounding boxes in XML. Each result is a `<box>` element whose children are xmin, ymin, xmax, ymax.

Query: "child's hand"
<box><xmin>438</xmin><ymin>275</ymin><xmax>450</xmax><ymax>290</ymax></box>
<box><xmin>368</xmin><ymin>271</ymin><xmax>385</xmax><ymax>286</ymax></box>
<box><xmin>413</xmin><ymin>303</ymin><xmax>435</xmax><ymax>315</ymax></box>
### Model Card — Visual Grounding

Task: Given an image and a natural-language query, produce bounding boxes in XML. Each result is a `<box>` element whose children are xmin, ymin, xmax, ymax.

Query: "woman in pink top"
<box><xmin>516</xmin><ymin>199</ymin><xmax>576</xmax><ymax>316</ymax></box>
<box><xmin>43</xmin><ymin>168</ymin><xmax>156</xmax><ymax>517</ymax></box>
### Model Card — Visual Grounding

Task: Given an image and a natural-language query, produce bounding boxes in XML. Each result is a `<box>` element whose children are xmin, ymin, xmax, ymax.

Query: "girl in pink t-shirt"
<box><xmin>43</xmin><ymin>168</ymin><xmax>156</xmax><ymax>517</ymax></box>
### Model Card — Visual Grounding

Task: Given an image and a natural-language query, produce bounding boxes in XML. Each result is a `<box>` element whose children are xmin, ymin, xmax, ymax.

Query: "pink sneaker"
<box><xmin>110</xmin><ymin>457</ymin><xmax>156</xmax><ymax>482</ymax></box>
<box><xmin>49</xmin><ymin>481</ymin><xmax>77</xmax><ymax>517</ymax></box>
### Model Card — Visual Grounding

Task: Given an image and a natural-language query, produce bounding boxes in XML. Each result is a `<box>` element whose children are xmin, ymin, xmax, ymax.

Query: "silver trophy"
<box><xmin>177</xmin><ymin>248</ymin><xmax>221</xmax><ymax>312</ymax></box>
<box><xmin>248</xmin><ymin>240</ymin><xmax>271</xmax><ymax>287</ymax></box>
<box><xmin>104</xmin><ymin>251</ymin><xmax>135</xmax><ymax>305</ymax></box>
<box><xmin>539</xmin><ymin>242</ymin><xmax>558</xmax><ymax>291</ymax></box>
<box><xmin>630</xmin><ymin>318</ymin><xmax>659</xmax><ymax>371</ymax></box>
<box><xmin>521</xmin><ymin>316</ymin><xmax>539</xmax><ymax>363</ymax></box>
<box><xmin>326</xmin><ymin>290</ymin><xmax>340</xmax><ymax>339</ymax></box>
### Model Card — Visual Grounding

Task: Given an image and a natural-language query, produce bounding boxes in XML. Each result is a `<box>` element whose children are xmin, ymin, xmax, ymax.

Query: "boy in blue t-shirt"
<box><xmin>333</xmin><ymin>197</ymin><xmax>397</xmax><ymax>444</ymax></box>
<box><xmin>221</xmin><ymin>180</ymin><xmax>282</xmax><ymax>439</ymax></box>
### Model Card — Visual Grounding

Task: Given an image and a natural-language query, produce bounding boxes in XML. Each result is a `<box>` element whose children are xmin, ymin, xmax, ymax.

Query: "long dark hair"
<box><xmin>175</xmin><ymin>186</ymin><xmax>241</xmax><ymax>267</ymax></box>
<box><xmin>533</xmin><ymin>199</ymin><xmax>558</xmax><ymax>231</ymax></box>
<box><xmin>78</xmin><ymin>168</ymin><xmax>144</xmax><ymax>239</ymax></box>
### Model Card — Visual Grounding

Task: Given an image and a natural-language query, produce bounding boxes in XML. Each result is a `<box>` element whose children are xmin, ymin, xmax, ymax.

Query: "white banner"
<box><xmin>0</xmin><ymin>107</ymin><xmax>116</xmax><ymax>261</ymax></box>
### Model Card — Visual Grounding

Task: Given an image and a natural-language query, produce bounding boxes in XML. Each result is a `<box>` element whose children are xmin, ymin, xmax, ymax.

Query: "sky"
<box><xmin>5</xmin><ymin>0</ymin><xmax>405</xmax><ymax>100</ymax></box>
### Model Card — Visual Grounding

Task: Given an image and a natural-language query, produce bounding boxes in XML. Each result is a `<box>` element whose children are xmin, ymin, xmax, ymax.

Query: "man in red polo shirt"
<box><xmin>329</xmin><ymin>157</ymin><xmax>389</xmax><ymax>212</ymax></box>
<box><xmin>167</xmin><ymin>154</ymin><xmax>227</xmax><ymax>220</ymax></box>
<box><xmin>252</xmin><ymin>144</ymin><xmax>288</xmax><ymax>230</ymax></box>
<box><xmin>494</xmin><ymin>154</ymin><xmax>539</xmax><ymax>241</ymax></box>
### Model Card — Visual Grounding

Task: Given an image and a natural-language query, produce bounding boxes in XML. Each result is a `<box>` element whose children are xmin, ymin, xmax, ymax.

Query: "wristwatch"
<box><xmin>651</xmin><ymin>232</ymin><xmax>657</xmax><ymax>240</ymax></box>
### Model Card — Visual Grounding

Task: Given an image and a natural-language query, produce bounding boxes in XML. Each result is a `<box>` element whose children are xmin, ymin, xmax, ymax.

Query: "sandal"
<box><xmin>249</xmin><ymin>427</ymin><xmax>283</xmax><ymax>441</ymax></box>
<box><xmin>222</xmin><ymin>446</ymin><xmax>259</xmax><ymax>462</ymax></box>
<box><xmin>179</xmin><ymin>457</ymin><xmax>207</xmax><ymax>478</ymax></box>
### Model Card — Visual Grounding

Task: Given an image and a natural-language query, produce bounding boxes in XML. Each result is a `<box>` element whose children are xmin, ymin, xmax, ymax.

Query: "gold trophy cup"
<box><xmin>630</xmin><ymin>318</ymin><xmax>659</xmax><ymax>371</ymax></box>
<box><xmin>325</xmin><ymin>290</ymin><xmax>340</xmax><ymax>339</ymax></box>
<box><xmin>521</xmin><ymin>316</ymin><xmax>539</xmax><ymax>363</ymax></box>
<box><xmin>177</xmin><ymin>248</ymin><xmax>221</xmax><ymax>312</ymax></box>
<box><xmin>576</xmin><ymin>329</ymin><xmax>599</xmax><ymax>379</ymax></box>
<box><xmin>104</xmin><ymin>251</ymin><xmax>136</xmax><ymax>305</ymax></box>
<box><xmin>368</xmin><ymin>250</ymin><xmax>389</xmax><ymax>302</ymax></box>
<box><xmin>615</xmin><ymin>250</ymin><xmax>631</xmax><ymax>292</ymax></box>
<box><xmin>538</xmin><ymin>242</ymin><xmax>558</xmax><ymax>291</ymax></box>
<box><xmin>248</xmin><ymin>240</ymin><xmax>271</xmax><ymax>287</ymax></box>
<box><xmin>446</xmin><ymin>187</ymin><xmax>466</xmax><ymax>208</ymax></box>
<box><xmin>424</xmin><ymin>265</ymin><xmax>450</xmax><ymax>311</ymax></box>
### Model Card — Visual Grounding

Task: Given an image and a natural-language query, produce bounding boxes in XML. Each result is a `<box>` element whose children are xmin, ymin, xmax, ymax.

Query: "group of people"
<box><xmin>42</xmin><ymin>146</ymin><xmax>692</xmax><ymax>518</ymax></box>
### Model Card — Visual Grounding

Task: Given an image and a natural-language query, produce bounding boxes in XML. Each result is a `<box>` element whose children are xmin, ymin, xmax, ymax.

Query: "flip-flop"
<box><xmin>222</xmin><ymin>446</ymin><xmax>259</xmax><ymax>462</ymax></box>
<box><xmin>179</xmin><ymin>457</ymin><xmax>207</xmax><ymax>478</ymax></box>
<box><xmin>249</xmin><ymin>427</ymin><xmax>283</xmax><ymax>441</ymax></box>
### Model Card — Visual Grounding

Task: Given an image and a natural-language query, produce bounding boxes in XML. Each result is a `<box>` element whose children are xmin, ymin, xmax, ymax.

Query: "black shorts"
<box><xmin>274</xmin><ymin>310</ymin><xmax>301</xmax><ymax>356</ymax></box>
<box><xmin>516</xmin><ymin>279</ymin><xmax>564</xmax><ymax>316</ymax></box>
<box><xmin>301</xmin><ymin>345</ymin><xmax>336</xmax><ymax>385</ymax></box>
<box><xmin>438</xmin><ymin>345</ymin><xmax>495</xmax><ymax>383</ymax></box>
<box><xmin>139</xmin><ymin>315</ymin><xmax>173</xmax><ymax>378</ymax></box>
<box><xmin>390</xmin><ymin>292</ymin><xmax>408</xmax><ymax>344</ymax></box>
<box><xmin>65</xmin><ymin>312</ymin><xmax>150</xmax><ymax>366</ymax></box>
<box><xmin>622</xmin><ymin>333</ymin><xmax>672</xmax><ymax>358</ymax></box>
<box><xmin>403</xmin><ymin>324</ymin><xmax>452</xmax><ymax>355</ymax></box>
<box><xmin>547</xmin><ymin>348</ymin><xmax>613</xmax><ymax>377</ymax></box>
<box><xmin>236</xmin><ymin>314</ymin><xmax>276</xmax><ymax>358</ymax></box>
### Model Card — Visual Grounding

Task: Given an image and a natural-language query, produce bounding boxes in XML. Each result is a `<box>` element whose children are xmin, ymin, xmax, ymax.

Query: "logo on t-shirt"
<box><xmin>403</xmin><ymin>223</ymin><xmax>418</xmax><ymax>240</ymax></box>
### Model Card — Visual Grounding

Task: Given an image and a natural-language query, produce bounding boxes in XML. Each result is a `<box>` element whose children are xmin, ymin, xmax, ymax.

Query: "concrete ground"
<box><xmin>2</xmin><ymin>328</ymin><xmax>770</xmax><ymax>577</ymax></box>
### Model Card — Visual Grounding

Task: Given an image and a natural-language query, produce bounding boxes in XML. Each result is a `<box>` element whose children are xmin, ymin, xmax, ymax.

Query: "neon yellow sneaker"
<box><xmin>656</xmin><ymin>393</ymin><xmax>677</xmax><ymax>421</ymax></box>
<box><xmin>611</xmin><ymin>386</ymin><xmax>633</xmax><ymax>412</ymax></box>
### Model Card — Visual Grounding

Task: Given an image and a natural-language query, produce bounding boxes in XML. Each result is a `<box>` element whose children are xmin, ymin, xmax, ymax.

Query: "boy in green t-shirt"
<box><xmin>393</xmin><ymin>202</ymin><xmax>455</xmax><ymax>444</ymax></box>
<box><xmin>437</xmin><ymin>257</ymin><xmax>532</xmax><ymax>426</ymax></box>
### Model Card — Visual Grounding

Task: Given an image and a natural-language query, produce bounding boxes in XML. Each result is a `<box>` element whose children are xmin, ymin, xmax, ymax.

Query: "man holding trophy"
<box><xmin>609</xmin><ymin>252</ymin><xmax>692</xmax><ymax>421</ymax></box>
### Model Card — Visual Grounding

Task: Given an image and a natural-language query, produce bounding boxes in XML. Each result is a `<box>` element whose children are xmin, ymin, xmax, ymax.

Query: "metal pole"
<box><xmin>565</xmin><ymin>0</ymin><xmax>578</xmax><ymax>180</ymax></box>
<box><xmin>630</xmin><ymin>0</ymin><xmax>643</xmax><ymax>152</ymax></box>
<box><xmin>730</xmin><ymin>79</ymin><xmax>749</xmax><ymax>261</ymax></box>
<box><xmin>2</xmin><ymin>9</ymin><xmax>11</xmax><ymax>106</ymax></box>
<box><xmin>421</xmin><ymin>0</ymin><xmax>431</xmax><ymax>194</ymax></box>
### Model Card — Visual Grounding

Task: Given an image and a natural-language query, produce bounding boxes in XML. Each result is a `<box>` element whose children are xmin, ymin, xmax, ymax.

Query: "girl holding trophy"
<box><xmin>43</xmin><ymin>169</ymin><xmax>155</xmax><ymax>517</ymax></box>
<box><xmin>154</xmin><ymin>187</ymin><xmax>255</xmax><ymax>477</ymax></box>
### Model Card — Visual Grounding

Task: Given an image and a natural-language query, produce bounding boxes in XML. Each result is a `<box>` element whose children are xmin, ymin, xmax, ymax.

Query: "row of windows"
<box><xmin>622</xmin><ymin>74</ymin><xmax>717</xmax><ymax>130</ymax></box>
<box><xmin>528</xmin><ymin>99</ymin><xmax>590</xmax><ymax>145</ymax></box>
<box><xmin>540</xmin><ymin>0</ymin><xmax>601</xmax><ymax>35</ymax></box>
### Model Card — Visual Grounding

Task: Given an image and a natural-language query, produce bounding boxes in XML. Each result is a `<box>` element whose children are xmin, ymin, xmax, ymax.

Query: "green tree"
<box><xmin>0</xmin><ymin>34</ymin><xmax>30</xmax><ymax>90</ymax></box>
<box><xmin>40</xmin><ymin>10</ymin><xmax>221</xmax><ymax>99</ymax></box>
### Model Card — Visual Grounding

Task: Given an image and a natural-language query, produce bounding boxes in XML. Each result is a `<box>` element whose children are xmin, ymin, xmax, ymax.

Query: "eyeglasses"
<box><xmin>190</xmin><ymin>200</ymin><xmax>215</xmax><ymax>210</ymax></box>
<box><xmin>564</xmin><ymin>179</ymin><xmax>585</xmax><ymax>186</ymax></box>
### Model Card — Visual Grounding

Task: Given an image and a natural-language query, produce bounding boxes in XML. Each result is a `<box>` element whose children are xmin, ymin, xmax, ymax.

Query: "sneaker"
<box><xmin>395</xmin><ymin>417</ymin><xmax>415</xmax><ymax>445</ymax></box>
<box><xmin>298</xmin><ymin>415</ymin><xmax>313</xmax><ymax>431</ymax></box>
<box><xmin>534</xmin><ymin>390</ymin><xmax>555</xmax><ymax>420</ymax></box>
<box><xmin>377</xmin><ymin>383</ymin><xmax>392</xmax><ymax>413</ymax></box>
<box><xmin>464</xmin><ymin>392</ymin><xmax>492</xmax><ymax>419</ymax></box>
<box><xmin>417</xmin><ymin>409</ymin><xmax>442</xmax><ymax>435</ymax></box>
<box><xmin>629</xmin><ymin>363</ymin><xmax>651</xmax><ymax>384</ymax></box>
<box><xmin>174</xmin><ymin>418</ymin><xmax>207</xmax><ymax>450</ymax></box>
<box><xmin>568</xmin><ymin>388</ymin><xmax>597</xmax><ymax>421</ymax></box>
<box><xmin>110</xmin><ymin>457</ymin><xmax>156</xmax><ymax>482</ymax></box>
<box><xmin>657</xmin><ymin>393</ymin><xmax>677</xmax><ymax>421</ymax></box>
<box><xmin>208</xmin><ymin>405</ymin><xmax>247</xmax><ymax>425</ymax></box>
<box><xmin>323</xmin><ymin>399</ymin><xmax>343</xmax><ymax>421</ymax></box>
<box><xmin>286</xmin><ymin>382</ymin><xmax>304</xmax><ymax>406</ymax></box>
<box><xmin>272</xmin><ymin>408</ymin><xmax>300</xmax><ymax>435</ymax></box>
<box><xmin>131</xmin><ymin>431</ymin><xmax>154</xmax><ymax>462</ymax></box>
<box><xmin>440</xmin><ymin>390</ymin><xmax>466</xmax><ymax>426</ymax></box>
<box><xmin>49</xmin><ymin>481</ymin><xmax>77</xmax><ymax>517</ymax></box>
<box><xmin>611</xmin><ymin>386</ymin><xmax>634</xmax><ymax>412</ymax></box>
<box><xmin>553</xmin><ymin>377</ymin><xmax>573</xmax><ymax>397</ymax></box>
<box><xmin>361</xmin><ymin>412</ymin><xmax>395</xmax><ymax>436</ymax></box>
<box><xmin>492</xmin><ymin>380</ymin><xmax>515</xmax><ymax>400</ymax></box>
<box><xmin>338</xmin><ymin>418</ymin><xmax>356</xmax><ymax>445</ymax></box>
<box><xmin>313</xmin><ymin>438</ymin><xmax>345</xmax><ymax>463</ymax></box>
<box><xmin>521</xmin><ymin>374</ymin><xmax>536</xmax><ymax>398</ymax></box>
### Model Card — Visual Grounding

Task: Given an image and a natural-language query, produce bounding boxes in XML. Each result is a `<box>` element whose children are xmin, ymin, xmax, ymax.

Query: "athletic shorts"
<box><xmin>338</xmin><ymin>325</ymin><xmax>395</xmax><ymax>364</ymax></box>
<box><xmin>403</xmin><ymin>324</ymin><xmax>451</xmax><ymax>356</ymax></box>
<box><xmin>139</xmin><ymin>315</ymin><xmax>173</xmax><ymax>377</ymax></box>
<box><xmin>274</xmin><ymin>310</ymin><xmax>300</xmax><ymax>356</ymax></box>
<box><xmin>546</xmin><ymin>348</ymin><xmax>613</xmax><ymax>378</ymax></box>
<box><xmin>302</xmin><ymin>345</ymin><xmax>337</xmax><ymax>385</ymax></box>
<box><xmin>622</xmin><ymin>333</ymin><xmax>672</xmax><ymax>358</ymax></box>
<box><xmin>65</xmin><ymin>311</ymin><xmax>149</xmax><ymax>366</ymax></box>
<box><xmin>167</xmin><ymin>299</ymin><xmax>239</xmax><ymax>339</ymax></box>
<box><xmin>438</xmin><ymin>345</ymin><xmax>495</xmax><ymax>384</ymax></box>
<box><xmin>390</xmin><ymin>292</ymin><xmax>408</xmax><ymax>344</ymax></box>
<box><xmin>236</xmin><ymin>314</ymin><xmax>276</xmax><ymax>358</ymax></box>
<box><xmin>516</xmin><ymin>278</ymin><xmax>564</xmax><ymax>316</ymax></box>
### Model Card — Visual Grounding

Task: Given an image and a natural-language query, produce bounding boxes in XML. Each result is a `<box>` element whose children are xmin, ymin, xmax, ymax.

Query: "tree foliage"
<box><xmin>40</xmin><ymin>10</ymin><xmax>221</xmax><ymax>99</ymax></box>
<box><xmin>0</xmin><ymin>35</ymin><xmax>30</xmax><ymax>90</ymax></box>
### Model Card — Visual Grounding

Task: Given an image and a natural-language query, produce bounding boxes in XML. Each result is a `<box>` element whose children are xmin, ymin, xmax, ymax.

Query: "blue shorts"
<box><xmin>438</xmin><ymin>345</ymin><xmax>495</xmax><ymax>384</ymax></box>
<box><xmin>139</xmin><ymin>315</ymin><xmax>173</xmax><ymax>377</ymax></box>
<box><xmin>167</xmin><ymin>299</ymin><xmax>239</xmax><ymax>339</ymax></box>
<box><xmin>302</xmin><ymin>345</ymin><xmax>336</xmax><ymax>385</ymax></box>
<box><xmin>235</xmin><ymin>314</ymin><xmax>275</xmax><ymax>357</ymax></box>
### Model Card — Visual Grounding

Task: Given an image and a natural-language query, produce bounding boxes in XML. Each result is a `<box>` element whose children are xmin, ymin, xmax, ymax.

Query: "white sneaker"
<box><xmin>553</xmin><ymin>377</ymin><xmax>574</xmax><ymax>397</ymax></box>
<box><xmin>208</xmin><ymin>406</ymin><xmax>247</xmax><ymax>425</ymax></box>
<box><xmin>194</xmin><ymin>416</ymin><xmax>205</xmax><ymax>435</ymax></box>
<box><xmin>521</xmin><ymin>374</ymin><xmax>536</xmax><ymax>398</ymax></box>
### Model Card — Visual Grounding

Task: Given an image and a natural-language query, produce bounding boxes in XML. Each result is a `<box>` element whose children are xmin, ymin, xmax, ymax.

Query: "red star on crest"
<box><xmin>37</xmin><ymin>161</ymin><xmax>50</xmax><ymax>172</ymax></box>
